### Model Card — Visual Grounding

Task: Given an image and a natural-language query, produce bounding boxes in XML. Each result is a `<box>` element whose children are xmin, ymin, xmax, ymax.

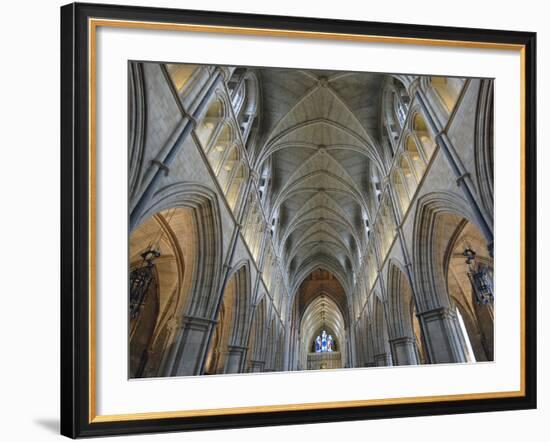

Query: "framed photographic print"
<box><xmin>60</xmin><ymin>2</ymin><xmax>537</xmax><ymax>438</ymax></box>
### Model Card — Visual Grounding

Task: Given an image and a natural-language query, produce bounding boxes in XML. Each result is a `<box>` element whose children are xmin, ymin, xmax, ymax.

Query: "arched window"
<box><xmin>243</xmin><ymin>202</ymin><xmax>264</xmax><ymax>263</ymax></box>
<box><xmin>370</xmin><ymin>164</ymin><xmax>383</xmax><ymax>211</ymax></box>
<box><xmin>252</xmin><ymin>212</ymin><xmax>265</xmax><ymax>261</ymax></box>
<box><xmin>365</xmin><ymin>243</ymin><xmax>377</xmax><ymax>291</ymax></box>
<box><xmin>263</xmin><ymin>247</ymin><xmax>273</xmax><ymax>290</ymax></box>
<box><xmin>376</xmin><ymin>200</ymin><xmax>396</xmax><ymax>260</ymax></box>
<box><xmin>270</xmin><ymin>216</ymin><xmax>277</xmax><ymax>240</ymax></box>
<box><xmin>197</xmin><ymin>99</ymin><xmax>223</xmax><ymax>149</ymax></box>
<box><xmin>381</xmin><ymin>131</ymin><xmax>395</xmax><ymax>160</ymax></box>
<box><xmin>431</xmin><ymin>77</ymin><xmax>464</xmax><ymax>113</ymax></box>
<box><xmin>217</xmin><ymin>145</ymin><xmax>239</xmax><ymax>192</ymax></box>
<box><xmin>405</xmin><ymin>135</ymin><xmax>427</xmax><ymax>178</ymax></box>
<box><xmin>227</xmin><ymin>67</ymin><xmax>246</xmax><ymax>96</ymax></box>
<box><xmin>399</xmin><ymin>154</ymin><xmax>417</xmax><ymax>197</ymax></box>
<box><xmin>207</xmin><ymin>123</ymin><xmax>232</xmax><ymax>172</ymax></box>
<box><xmin>165</xmin><ymin>63</ymin><xmax>197</xmax><ymax>93</ymax></box>
<box><xmin>392</xmin><ymin>169</ymin><xmax>409</xmax><ymax>214</ymax></box>
<box><xmin>314</xmin><ymin>330</ymin><xmax>336</xmax><ymax>352</ymax></box>
<box><xmin>413</xmin><ymin>113</ymin><xmax>436</xmax><ymax>158</ymax></box>
<box><xmin>383</xmin><ymin>80</ymin><xmax>409</xmax><ymax>155</ymax></box>
<box><xmin>258</xmin><ymin>160</ymin><xmax>272</xmax><ymax>210</ymax></box>
<box><xmin>226</xmin><ymin>163</ymin><xmax>246</xmax><ymax>210</ymax></box>
<box><xmin>391</xmin><ymin>78</ymin><xmax>411</xmax><ymax>129</ymax></box>
<box><xmin>238</xmin><ymin>76</ymin><xmax>259</xmax><ymax>145</ymax></box>
<box><xmin>393</xmin><ymin>92</ymin><xmax>407</xmax><ymax>128</ymax></box>
<box><xmin>232</xmin><ymin>82</ymin><xmax>246</xmax><ymax>116</ymax></box>
<box><xmin>364</xmin><ymin>216</ymin><xmax>370</xmax><ymax>239</ymax></box>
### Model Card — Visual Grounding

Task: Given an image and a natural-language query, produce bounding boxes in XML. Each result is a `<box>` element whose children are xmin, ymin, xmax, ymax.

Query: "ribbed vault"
<box><xmin>300</xmin><ymin>295</ymin><xmax>345</xmax><ymax>354</ymax></box>
<box><xmin>294</xmin><ymin>268</ymin><xmax>349</xmax><ymax>369</ymax></box>
<box><xmin>255</xmin><ymin>68</ymin><xmax>386</xmax><ymax>300</ymax></box>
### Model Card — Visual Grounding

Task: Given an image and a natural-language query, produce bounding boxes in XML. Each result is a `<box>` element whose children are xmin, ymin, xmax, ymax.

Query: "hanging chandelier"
<box><xmin>462</xmin><ymin>248</ymin><xmax>494</xmax><ymax>305</ymax></box>
<box><xmin>129</xmin><ymin>249</ymin><xmax>160</xmax><ymax>319</ymax></box>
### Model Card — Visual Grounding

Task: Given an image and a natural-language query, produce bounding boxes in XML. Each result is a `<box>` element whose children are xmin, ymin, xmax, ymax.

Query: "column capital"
<box><xmin>166</xmin><ymin>316</ymin><xmax>184</xmax><ymax>331</ymax></box>
<box><xmin>166</xmin><ymin>315</ymin><xmax>217</xmax><ymax>332</ymax></box>
<box><xmin>416</xmin><ymin>306</ymin><xmax>455</xmax><ymax>321</ymax></box>
<box><xmin>227</xmin><ymin>344</ymin><xmax>248</xmax><ymax>352</ymax></box>
<box><xmin>180</xmin><ymin>315</ymin><xmax>217</xmax><ymax>331</ymax></box>
<box><xmin>389</xmin><ymin>336</ymin><xmax>416</xmax><ymax>345</ymax></box>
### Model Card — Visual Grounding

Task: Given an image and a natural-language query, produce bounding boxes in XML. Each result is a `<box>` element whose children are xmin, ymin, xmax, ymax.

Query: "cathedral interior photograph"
<box><xmin>128</xmin><ymin>62</ymin><xmax>494</xmax><ymax>379</ymax></box>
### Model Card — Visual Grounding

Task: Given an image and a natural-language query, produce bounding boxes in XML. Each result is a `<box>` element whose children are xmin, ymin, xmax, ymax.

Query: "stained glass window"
<box><xmin>314</xmin><ymin>330</ymin><xmax>335</xmax><ymax>352</ymax></box>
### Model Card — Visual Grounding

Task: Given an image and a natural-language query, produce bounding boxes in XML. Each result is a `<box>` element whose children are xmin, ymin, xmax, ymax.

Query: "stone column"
<box><xmin>417</xmin><ymin>307</ymin><xmax>467</xmax><ymax>364</ymax></box>
<box><xmin>224</xmin><ymin>345</ymin><xmax>248</xmax><ymax>374</ymax></box>
<box><xmin>164</xmin><ymin>316</ymin><xmax>216</xmax><ymax>377</ymax></box>
<box><xmin>389</xmin><ymin>336</ymin><xmax>419</xmax><ymax>366</ymax></box>
<box><xmin>282</xmin><ymin>324</ymin><xmax>292</xmax><ymax>371</ymax></box>
<box><xmin>347</xmin><ymin>322</ymin><xmax>357</xmax><ymax>367</ymax></box>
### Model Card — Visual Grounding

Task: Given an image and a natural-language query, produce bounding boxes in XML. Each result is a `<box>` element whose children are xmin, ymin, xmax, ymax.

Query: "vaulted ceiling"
<box><xmin>253</xmin><ymin>68</ymin><xmax>387</xmax><ymax>296</ymax></box>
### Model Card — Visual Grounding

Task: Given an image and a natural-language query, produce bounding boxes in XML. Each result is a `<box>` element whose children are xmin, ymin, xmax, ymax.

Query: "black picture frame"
<box><xmin>60</xmin><ymin>2</ymin><xmax>537</xmax><ymax>438</ymax></box>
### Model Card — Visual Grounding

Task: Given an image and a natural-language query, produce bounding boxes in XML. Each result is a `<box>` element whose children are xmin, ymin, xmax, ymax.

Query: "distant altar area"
<box><xmin>307</xmin><ymin>352</ymin><xmax>342</xmax><ymax>370</ymax></box>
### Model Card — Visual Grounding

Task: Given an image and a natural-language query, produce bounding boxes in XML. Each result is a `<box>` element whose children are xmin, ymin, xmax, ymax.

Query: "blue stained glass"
<box><xmin>314</xmin><ymin>330</ymin><xmax>334</xmax><ymax>352</ymax></box>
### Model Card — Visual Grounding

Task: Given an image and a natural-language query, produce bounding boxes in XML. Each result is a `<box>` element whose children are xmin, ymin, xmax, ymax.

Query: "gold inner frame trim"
<box><xmin>87</xmin><ymin>17</ymin><xmax>527</xmax><ymax>423</ymax></box>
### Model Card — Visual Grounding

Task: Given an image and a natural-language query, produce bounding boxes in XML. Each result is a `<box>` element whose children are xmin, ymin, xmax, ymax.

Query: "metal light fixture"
<box><xmin>462</xmin><ymin>248</ymin><xmax>494</xmax><ymax>305</ymax></box>
<box><xmin>129</xmin><ymin>249</ymin><xmax>160</xmax><ymax>319</ymax></box>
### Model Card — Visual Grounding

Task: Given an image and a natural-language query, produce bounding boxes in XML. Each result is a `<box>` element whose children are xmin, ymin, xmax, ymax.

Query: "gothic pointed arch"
<box><xmin>128</xmin><ymin>205</ymin><xmax>200</xmax><ymax>377</ymax></box>
<box><xmin>370</xmin><ymin>294</ymin><xmax>392</xmax><ymax>366</ymax></box>
<box><xmin>474</xmin><ymin>79</ymin><xmax>494</xmax><ymax>226</ymax></box>
<box><xmin>412</xmin><ymin>191</ymin><xmax>480</xmax><ymax>312</ymax></box>
<box><xmin>385</xmin><ymin>260</ymin><xmax>423</xmax><ymax>365</ymax></box>
<box><xmin>246</xmin><ymin>295</ymin><xmax>268</xmax><ymax>372</ymax></box>
<box><xmin>386</xmin><ymin>259</ymin><xmax>415</xmax><ymax>340</ymax></box>
<box><xmin>444</xmin><ymin>218</ymin><xmax>494</xmax><ymax>361</ymax></box>
<box><xmin>226</xmin><ymin>260</ymin><xmax>253</xmax><ymax>349</ymax></box>
<box><xmin>128</xmin><ymin>62</ymin><xmax>147</xmax><ymax>201</ymax></box>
